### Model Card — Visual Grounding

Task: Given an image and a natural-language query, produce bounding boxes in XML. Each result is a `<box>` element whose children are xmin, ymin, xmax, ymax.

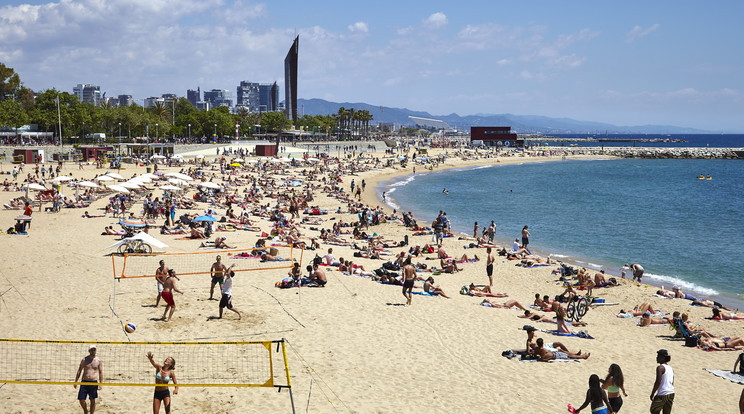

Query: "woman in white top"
<box><xmin>650</xmin><ymin>349</ymin><xmax>674</xmax><ymax>414</ymax></box>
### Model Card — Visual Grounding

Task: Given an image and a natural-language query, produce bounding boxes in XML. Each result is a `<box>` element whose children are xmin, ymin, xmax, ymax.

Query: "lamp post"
<box><xmin>214</xmin><ymin>123</ymin><xmax>217</xmax><ymax>143</ymax></box>
<box><xmin>118</xmin><ymin>122</ymin><xmax>122</xmax><ymax>171</ymax></box>
<box><xmin>156</xmin><ymin>123</ymin><xmax>159</xmax><ymax>141</ymax></box>
<box><xmin>188</xmin><ymin>124</ymin><xmax>191</xmax><ymax>141</ymax></box>
<box><xmin>82</xmin><ymin>122</ymin><xmax>85</xmax><ymax>143</ymax></box>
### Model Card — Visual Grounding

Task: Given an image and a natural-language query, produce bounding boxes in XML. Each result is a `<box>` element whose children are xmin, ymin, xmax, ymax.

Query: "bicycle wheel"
<box><xmin>117</xmin><ymin>243</ymin><xmax>131</xmax><ymax>255</ymax></box>
<box><xmin>137</xmin><ymin>243</ymin><xmax>152</xmax><ymax>254</ymax></box>
<box><xmin>576</xmin><ymin>298</ymin><xmax>589</xmax><ymax>318</ymax></box>
<box><xmin>566</xmin><ymin>301</ymin><xmax>577</xmax><ymax>321</ymax></box>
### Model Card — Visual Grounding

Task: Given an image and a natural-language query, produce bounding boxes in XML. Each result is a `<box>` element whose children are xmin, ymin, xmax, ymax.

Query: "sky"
<box><xmin>1</xmin><ymin>0</ymin><xmax>743</xmax><ymax>132</ymax></box>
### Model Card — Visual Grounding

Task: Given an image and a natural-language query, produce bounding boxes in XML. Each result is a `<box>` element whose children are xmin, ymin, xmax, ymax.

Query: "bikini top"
<box><xmin>606</xmin><ymin>384</ymin><xmax>620</xmax><ymax>393</ymax></box>
<box><xmin>156</xmin><ymin>371</ymin><xmax>171</xmax><ymax>382</ymax></box>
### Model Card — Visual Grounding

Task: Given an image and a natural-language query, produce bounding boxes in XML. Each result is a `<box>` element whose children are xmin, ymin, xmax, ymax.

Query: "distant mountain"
<box><xmin>297</xmin><ymin>98</ymin><xmax>714</xmax><ymax>134</ymax></box>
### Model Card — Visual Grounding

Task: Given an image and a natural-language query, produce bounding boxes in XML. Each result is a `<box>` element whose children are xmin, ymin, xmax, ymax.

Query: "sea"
<box><xmin>380</xmin><ymin>135</ymin><xmax>744</xmax><ymax>306</ymax></box>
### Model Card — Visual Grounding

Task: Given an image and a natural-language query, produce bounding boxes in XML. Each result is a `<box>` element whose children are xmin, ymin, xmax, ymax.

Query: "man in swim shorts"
<box><xmin>629</xmin><ymin>263</ymin><xmax>644</xmax><ymax>282</ymax></box>
<box><xmin>209</xmin><ymin>255</ymin><xmax>227</xmax><ymax>300</ymax></box>
<box><xmin>161</xmin><ymin>269</ymin><xmax>183</xmax><ymax>322</ymax></box>
<box><xmin>486</xmin><ymin>247</ymin><xmax>494</xmax><ymax>286</ymax></box>
<box><xmin>401</xmin><ymin>258</ymin><xmax>415</xmax><ymax>306</ymax></box>
<box><xmin>75</xmin><ymin>345</ymin><xmax>103</xmax><ymax>414</ymax></box>
<box><xmin>521</xmin><ymin>225</ymin><xmax>531</xmax><ymax>249</ymax></box>
<box><xmin>218</xmin><ymin>265</ymin><xmax>242</xmax><ymax>319</ymax></box>
<box><xmin>155</xmin><ymin>260</ymin><xmax>169</xmax><ymax>307</ymax></box>
<box><xmin>535</xmin><ymin>338</ymin><xmax>589</xmax><ymax>361</ymax></box>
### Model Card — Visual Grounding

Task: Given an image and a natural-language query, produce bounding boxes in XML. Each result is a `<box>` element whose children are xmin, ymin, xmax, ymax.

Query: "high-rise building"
<box><xmin>284</xmin><ymin>36</ymin><xmax>299</xmax><ymax>124</ymax></box>
<box><xmin>143</xmin><ymin>97</ymin><xmax>163</xmax><ymax>108</ymax></box>
<box><xmin>162</xmin><ymin>93</ymin><xmax>177</xmax><ymax>101</ymax></box>
<box><xmin>73</xmin><ymin>84</ymin><xmax>101</xmax><ymax>106</ymax></box>
<box><xmin>236</xmin><ymin>81</ymin><xmax>279</xmax><ymax>112</ymax></box>
<box><xmin>203</xmin><ymin>89</ymin><xmax>232</xmax><ymax>108</ymax></box>
<box><xmin>260</xmin><ymin>82</ymin><xmax>279</xmax><ymax>112</ymax></box>
<box><xmin>187</xmin><ymin>88</ymin><xmax>200</xmax><ymax>107</ymax></box>
<box><xmin>237</xmin><ymin>81</ymin><xmax>260</xmax><ymax>111</ymax></box>
<box><xmin>118</xmin><ymin>95</ymin><xmax>133</xmax><ymax>106</ymax></box>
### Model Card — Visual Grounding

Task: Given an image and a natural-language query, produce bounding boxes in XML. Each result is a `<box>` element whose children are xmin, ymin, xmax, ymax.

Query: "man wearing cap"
<box><xmin>650</xmin><ymin>349</ymin><xmax>675</xmax><ymax>413</ymax></box>
<box><xmin>75</xmin><ymin>345</ymin><xmax>103</xmax><ymax>414</ymax></box>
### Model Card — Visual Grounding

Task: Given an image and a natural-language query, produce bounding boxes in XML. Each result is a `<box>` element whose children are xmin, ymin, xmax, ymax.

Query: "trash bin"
<box><xmin>146</xmin><ymin>167</ymin><xmax>152</xmax><ymax>173</ymax></box>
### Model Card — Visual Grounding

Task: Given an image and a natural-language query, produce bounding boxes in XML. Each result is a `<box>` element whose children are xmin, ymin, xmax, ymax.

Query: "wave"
<box><xmin>644</xmin><ymin>272</ymin><xmax>719</xmax><ymax>297</ymax></box>
<box><xmin>388</xmin><ymin>175</ymin><xmax>417</xmax><ymax>188</ymax></box>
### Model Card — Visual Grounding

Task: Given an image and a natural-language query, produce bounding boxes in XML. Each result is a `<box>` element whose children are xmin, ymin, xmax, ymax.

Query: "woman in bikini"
<box><xmin>146</xmin><ymin>352</ymin><xmax>178</xmax><ymax>414</ymax></box>
<box><xmin>601</xmin><ymin>364</ymin><xmax>627</xmax><ymax>413</ymax></box>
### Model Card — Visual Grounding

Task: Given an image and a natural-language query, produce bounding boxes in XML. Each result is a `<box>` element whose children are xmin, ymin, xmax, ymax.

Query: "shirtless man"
<box><xmin>628</xmin><ymin>263</ymin><xmax>644</xmax><ymax>282</ymax></box>
<box><xmin>161</xmin><ymin>269</ymin><xmax>183</xmax><ymax>322</ymax></box>
<box><xmin>312</xmin><ymin>263</ymin><xmax>327</xmax><ymax>286</ymax></box>
<box><xmin>155</xmin><ymin>260</ymin><xmax>169</xmax><ymax>307</ymax></box>
<box><xmin>486</xmin><ymin>247</ymin><xmax>495</xmax><ymax>286</ymax></box>
<box><xmin>75</xmin><ymin>345</ymin><xmax>103</xmax><ymax>414</ymax></box>
<box><xmin>402</xmin><ymin>258</ymin><xmax>415</xmax><ymax>305</ymax></box>
<box><xmin>535</xmin><ymin>338</ymin><xmax>589</xmax><ymax>361</ymax></box>
<box><xmin>524</xmin><ymin>326</ymin><xmax>577</xmax><ymax>357</ymax></box>
<box><xmin>209</xmin><ymin>255</ymin><xmax>227</xmax><ymax>300</ymax></box>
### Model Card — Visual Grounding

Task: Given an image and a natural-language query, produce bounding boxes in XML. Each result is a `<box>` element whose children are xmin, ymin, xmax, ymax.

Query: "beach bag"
<box><xmin>313</xmin><ymin>255</ymin><xmax>323</xmax><ymax>266</ymax></box>
<box><xmin>269</xmin><ymin>247</ymin><xmax>279</xmax><ymax>256</ymax></box>
<box><xmin>460</xmin><ymin>286</ymin><xmax>469</xmax><ymax>295</ymax></box>
<box><xmin>685</xmin><ymin>336</ymin><xmax>699</xmax><ymax>347</ymax></box>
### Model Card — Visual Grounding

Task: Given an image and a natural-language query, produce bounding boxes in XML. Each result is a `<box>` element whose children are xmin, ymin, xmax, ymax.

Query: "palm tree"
<box><xmin>151</xmin><ymin>101</ymin><xmax>167</xmax><ymax>120</ymax></box>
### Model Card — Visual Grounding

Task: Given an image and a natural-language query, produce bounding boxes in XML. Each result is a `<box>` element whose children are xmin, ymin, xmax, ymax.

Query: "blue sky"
<box><xmin>1</xmin><ymin>0</ymin><xmax>743</xmax><ymax>131</ymax></box>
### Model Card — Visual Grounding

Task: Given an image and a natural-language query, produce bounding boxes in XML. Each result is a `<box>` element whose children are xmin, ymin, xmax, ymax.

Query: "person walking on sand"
<box><xmin>155</xmin><ymin>260</ymin><xmax>169</xmax><ymax>307</ymax></box>
<box><xmin>75</xmin><ymin>345</ymin><xmax>103</xmax><ymax>414</ymax></box>
<box><xmin>402</xmin><ymin>258</ymin><xmax>415</xmax><ymax>305</ymax></box>
<box><xmin>209</xmin><ymin>255</ymin><xmax>227</xmax><ymax>300</ymax></box>
<box><xmin>161</xmin><ymin>269</ymin><xmax>183</xmax><ymax>322</ymax></box>
<box><xmin>486</xmin><ymin>247</ymin><xmax>495</xmax><ymax>286</ymax></box>
<box><xmin>572</xmin><ymin>374</ymin><xmax>614</xmax><ymax>414</ymax></box>
<box><xmin>218</xmin><ymin>265</ymin><xmax>242</xmax><ymax>320</ymax></box>
<box><xmin>487</xmin><ymin>221</ymin><xmax>495</xmax><ymax>243</ymax></box>
<box><xmin>650</xmin><ymin>349</ymin><xmax>674</xmax><ymax>414</ymax></box>
<box><xmin>521</xmin><ymin>225</ymin><xmax>531</xmax><ymax>250</ymax></box>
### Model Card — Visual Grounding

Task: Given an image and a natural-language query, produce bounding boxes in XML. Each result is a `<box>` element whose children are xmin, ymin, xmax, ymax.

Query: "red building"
<box><xmin>470</xmin><ymin>126</ymin><xmax>522</xmax><ymax>148</ymax></box>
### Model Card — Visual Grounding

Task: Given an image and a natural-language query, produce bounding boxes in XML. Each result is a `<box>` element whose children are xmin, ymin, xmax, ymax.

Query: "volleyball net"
<box><xmin>112</xmin><ymin>245</ymin><xmax>302</xmax><ymax>280</ymax></box>
<box><xmin>0</xmin><ymin>338</ymin><xmax>291</xmax><ymax>389</ymax></box>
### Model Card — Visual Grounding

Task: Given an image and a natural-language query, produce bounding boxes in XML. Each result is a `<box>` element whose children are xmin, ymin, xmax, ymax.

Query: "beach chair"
<box><xmin>671</xmin><ymin>317</ymin><xmax>699</xmax><ymax>347</ymax></box>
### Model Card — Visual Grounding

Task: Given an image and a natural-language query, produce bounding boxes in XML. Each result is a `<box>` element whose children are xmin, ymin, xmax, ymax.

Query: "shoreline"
<box><xmin>2</xmin><ymin>142</ymin><xmax>744</xmax><ymax>412</ymax></box>
<box><xmin>363</xmin><ymin>153</ymin><xmax>744</xmax><ymax>312</ymax></box>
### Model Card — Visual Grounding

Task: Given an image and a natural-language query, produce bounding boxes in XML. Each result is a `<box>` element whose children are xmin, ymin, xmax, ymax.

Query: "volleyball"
<box><xmin>125</xmin><ymin>323</ymin><xmax>136</xmax><ymax>333</ymax></box>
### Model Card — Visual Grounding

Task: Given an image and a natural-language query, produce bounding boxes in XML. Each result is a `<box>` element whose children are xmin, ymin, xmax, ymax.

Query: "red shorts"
<box><xmin>161</xmin><ymin>291</ymin><xmax>175</xmax><ymax>306</ymax></box>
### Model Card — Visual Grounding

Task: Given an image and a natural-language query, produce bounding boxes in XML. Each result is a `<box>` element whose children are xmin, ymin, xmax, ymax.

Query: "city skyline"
<box><xmin>2</xmin><ymin>1</ymin><xmax>744</xmax><ymax>131</ymax></box>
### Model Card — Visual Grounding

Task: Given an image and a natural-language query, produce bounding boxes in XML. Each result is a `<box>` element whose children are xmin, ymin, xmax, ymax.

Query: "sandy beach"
<box><xmin>1</xmin><ymin>143</ymin><xmax>742</xmax><ymax>413</ymax></box>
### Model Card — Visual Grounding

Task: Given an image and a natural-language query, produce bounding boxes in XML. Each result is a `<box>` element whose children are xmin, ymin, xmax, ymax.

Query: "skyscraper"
<box><xmin>237</xmin><ymin>81</ymin><xmax>260</xmax><ymax>111</ymax></box>
<box><xmin>284</xmin><ymin>35</ymin><xmax>298</xmax><ymax>124</ymax></box>
<box><xmin>73</xmin><ymin>84</ymin><xmax>101</xmax><ymax>106</ymax></box>
<box><xmin>260</xmin><ymin>82</ymin><xmax>279</xmax><ymax>112</ymax></box>
<box><xmin>187</xmin><ymin>88</ymin><xmax>200</xmax><ymax>106</ymax></box>
<box><xmin>203</xmin><ymin>89</ymin><xmax>232</xmax><ymax>108</ymax></box>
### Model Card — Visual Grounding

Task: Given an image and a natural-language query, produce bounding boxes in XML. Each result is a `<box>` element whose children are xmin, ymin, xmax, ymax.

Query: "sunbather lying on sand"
<box><xmin>535</xmin><ymin>338</ymin><xmax>590</xmax><ymax>361</ymax></box>
<box><xmin>468</xmin><ymin>284</ymin><xmax>508</xmax><ymax>298</ymax></box>
<box><xmin>698</xmin><ymin>336</ymin><xmax>744</xmax><ymax>350</ymax></box>
<box><xmin>480</xmin><ymin>299</ymin><xmax>527</xmax><ymax>311</ymax></box>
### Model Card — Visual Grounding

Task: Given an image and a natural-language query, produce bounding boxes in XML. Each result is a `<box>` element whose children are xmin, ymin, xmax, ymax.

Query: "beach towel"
<box><xmin>705</xmin><ymin>369</ymin><xmax>744</xmax><ymax>384</ymax></box>
<box><xmin>412</xmin><ymin>291</ymin><xmax>435</xmax><ymax>296</ymax></box>
<box><xmin>544</xmin><ymin>329</ymin><xmax>594</xmax><ymax>339</ymax></box>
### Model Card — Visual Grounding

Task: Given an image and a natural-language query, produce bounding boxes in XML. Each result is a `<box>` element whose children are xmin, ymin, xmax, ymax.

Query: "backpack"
<box><xmin>313</xmin><ymin>255</ymin><xmax>323</xmax><ymax>266</ymax></box>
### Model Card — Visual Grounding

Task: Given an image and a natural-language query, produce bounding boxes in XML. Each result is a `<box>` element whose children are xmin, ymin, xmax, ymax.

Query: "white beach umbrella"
<box><xmin>198</xmin><ymin>182</ymin><xmax>221</xmax><ymax>189</ymax></box>
<box><xmin>306</xmin><ymin>157</ymin><xmax>319</xmax><ymax>162</ymax></box>
<box><xmin>280</xmin><ymin>157</ymin><xmax>291</xmax><ymax>162</ymax></box>
<box><xmin>76</xmin><ymin>181</ymin><xmax>99</xmax><ymax>188</ymax></box>
<box><xmin>195</xmin><ymin>154</ymin><xmax>205</xmax><ymax>159</ymax></box>
<box><xmin>141</xmin><ymin>173</ymin><xmax>158</xmax><ymax>180</ymax></box>
<box><xmin>168</xmin><ymin>178</ymin><xmax>190</xmax><ymax>187</ymax></box>
<box><xmin>151</xmin><ymin>154</ymin><xmax>166</xmax><ymax>159</ymax></box>
<box><xmin>233</xmin><ymin>158</ymin><xmax>244</xmax><ymax>163</ymax></box>
<box><xmin>165</xmin><ymin>172</ymin><xmax>193</xmax><ymax>181</ymax></box>
<box><xmin>158</xmin><ymin>185</ymin><xmax>182</xmax><ymax>191</ymax></box>
<box><xmin>246</xmin><ymin>159</ymin><xmax>258</xmax><ymax>164</ymax></box>
<box><xmin>95</xmin><ymin>175</ymin><xmax>115</xmax><ymax>182</ymax></box>
<box><xmin>106</xmin><ymin>172</ymin><xmax>124</xmax><ymax>179</ymax></box>
<box><xmin>24</xmin><ymin>183</ymin><xmax>46</xmax><ymax>191</ymax></box>
<box><xmin>51</xmin><ymin>176</ymin><xmax>73</xmax><ymax>182</ymax></box>
<box><xmin>120</xmin><ymin>182</ymin><xmax>141</xmax><ymax>189</ymax></box>
<box><xmin>107</xmin><ymin>184</ymin><xmax>130</xmax><ymax>193</ymax></box>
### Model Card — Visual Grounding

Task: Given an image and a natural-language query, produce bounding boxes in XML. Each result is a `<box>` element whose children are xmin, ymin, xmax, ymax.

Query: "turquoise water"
<box><xmin>382</xmin><ymin>159</ymin><xmax>744</xmax><ymax>303</ymax></box>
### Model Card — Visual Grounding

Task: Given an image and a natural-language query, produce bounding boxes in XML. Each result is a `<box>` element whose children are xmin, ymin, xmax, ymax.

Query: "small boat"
<box><xmin>698</xmin><ymin>175</ymin><xmax>705</xmax><ymax>180</ymax></box>
<box><xmin>706</xmin><ymin>175</ymin><xmax>712</xmax><ymax>180</ymax></box>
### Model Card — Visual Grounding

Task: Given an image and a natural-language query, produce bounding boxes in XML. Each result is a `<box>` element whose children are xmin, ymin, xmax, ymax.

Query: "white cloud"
<box><xmin>348</xmin><ymin>22</ymin><xmax>369</xmax><ymax>33</ymax></box>
<box><xmin>626</xmin><ymin>23</ymin><xmax>659</xmax><ymax>43</ymax></box>
<box><xmin>423</xmin><ymin>12</ymin><xmax>447</xmax><ymax>29</ymax></box>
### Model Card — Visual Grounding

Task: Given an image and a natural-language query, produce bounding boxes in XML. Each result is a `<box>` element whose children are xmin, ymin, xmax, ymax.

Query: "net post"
<box><xmin>280</xmin><ymin>339</ymin><xmax>296</xmax><ymax>414</ymax></box>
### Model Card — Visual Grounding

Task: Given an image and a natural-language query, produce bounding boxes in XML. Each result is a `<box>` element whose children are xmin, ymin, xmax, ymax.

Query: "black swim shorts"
<box><xmin>403</xmin><ymin>279</ymin><xmax>414</xmax><ymax>289</ymax></box>
<box><xmin>486</xmin><ymin>263</ymin><xmax>494</xmax><ymax>276</ymax></box>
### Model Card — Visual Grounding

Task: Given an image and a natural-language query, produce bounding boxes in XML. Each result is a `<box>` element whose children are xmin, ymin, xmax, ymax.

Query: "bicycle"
<box><xmin>117</xmin><ymin>239</ymin><xmax>152</xmax><ymax>254</ymax></box>
<box><xmin>566</xmin><ymin>295</ymin><xmax>590</xmax><ymax>323</ymax></box>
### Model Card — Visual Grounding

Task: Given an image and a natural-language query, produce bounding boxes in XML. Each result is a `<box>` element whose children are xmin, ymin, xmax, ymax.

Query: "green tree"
<box><xmin>260</xmin><ymin>111</ymin><xmax>289</xmax><ymax>132</ymax></box>
<box><xmin>0</xmin><ymin>99</ymin><xmax>29</xmax><ymax>134</ymax></box>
